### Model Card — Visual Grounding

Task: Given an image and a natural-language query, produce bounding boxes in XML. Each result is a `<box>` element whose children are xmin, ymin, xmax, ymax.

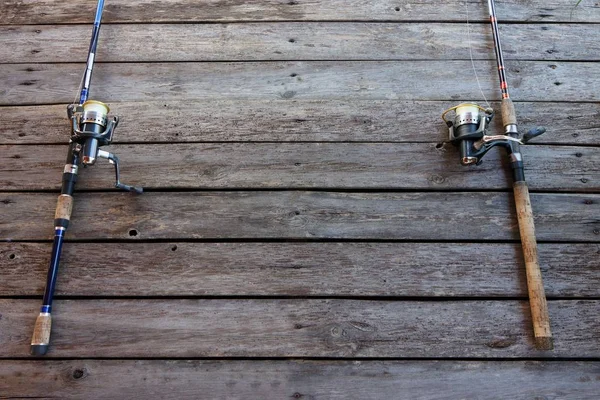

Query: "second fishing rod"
<box><xmin>443</xmin><ymin>0</ymin><xmax>552</xmax><ymax>350</ymax></box>
<box><xmin>30</xmin><ymin>0</ymin><xmax>142</xmax><ymax>356</ymax></box>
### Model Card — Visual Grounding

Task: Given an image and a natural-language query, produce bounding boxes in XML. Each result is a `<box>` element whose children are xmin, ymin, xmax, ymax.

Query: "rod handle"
<box><xmin>54</xmin><ymin>194</ymin><xmax>73</xmax><ymax>223</ymax></box>
<box><xmin>501</xmin><ymin>98</ymin><xmax>518</xmax><ymax>127</ymax></box>
<box><xmin>30</xmin><ymin>313</ymin><xmax>52</xmax><ymax>355</ymax></box>
<box><xmin>513</xmin><ymin>181</ymin><xmax>553</xmax><ymax>350</ymax></box>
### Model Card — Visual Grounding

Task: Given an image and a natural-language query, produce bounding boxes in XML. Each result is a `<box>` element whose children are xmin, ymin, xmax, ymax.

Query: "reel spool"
<box><xmin>67</xmin><ymin>101</ymin><xmax>142</xmax><ymax>193</ymax></box>
<box><xmin>443</xmin><ymin>103</ymin><xmax>494</xmax><ymax>165</ymax></box>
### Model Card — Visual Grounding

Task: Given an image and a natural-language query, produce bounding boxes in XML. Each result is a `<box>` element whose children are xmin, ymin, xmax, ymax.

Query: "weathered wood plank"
<box><xmin>1</xmin><ymin>192</ymin><xmax>598</xmax><ymax>241</ymax></box>
<box><xmin>1</xmin><ymin>61</ymin><xmax>597</xmax><ymax>105</ymax></box>
<box><xmin>1</xmin><ymin>143</ymin><xmax>597</xmax><ymax>191</ymax></box>
<box><xmin>1</xmin><ymin>299</ymin><xmax>598</xmax><ymax>357</ymax></box>
<box><xmin>1</xmin><ymin>360</ymin><xmax>599</xmax><ymax>399</ymax></box>
<box><xmin>2</xmin><ymin>100</ymin><xmax>597</xmax><ymax>145</ymax></box>
<box><xmin>1</xmin><ymin>0</ymin><xmax>597</xmax><ymax>24</ymax></box>
<box><xmin>2</xmin><ymin>243</ymin><xmax>598</xmax><ymax>297</ymax></box>
<box><xmin>2</xmin><ymin>23</ymin><xmax>597</xmax><ymax>63</ymax></box>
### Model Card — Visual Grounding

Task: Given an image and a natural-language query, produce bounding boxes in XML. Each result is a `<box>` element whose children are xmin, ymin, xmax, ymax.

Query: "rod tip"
<box><xmin>535</xmin><ymin>336</ymin><xmax>554</xmax><ymax>351</ymax></box>
<box><xmin>30</xmin><ymin>344</ymin><xmax>49</xmax><ymax>356</ymax></box>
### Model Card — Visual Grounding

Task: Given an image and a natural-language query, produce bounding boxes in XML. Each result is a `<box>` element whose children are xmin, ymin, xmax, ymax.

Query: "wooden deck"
<box><xmin>1</xmin><ymin>0</ymin><xmax>599</xmax><ymax>398</ymax></box>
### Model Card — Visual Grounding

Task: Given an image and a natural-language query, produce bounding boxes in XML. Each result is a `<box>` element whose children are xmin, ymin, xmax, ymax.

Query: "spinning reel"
<box><xmin>442</xmin><ymin>103</ymin><xmax>546</xmax><ymax>167</ymax></box>
<box><xmin>67</xmin><ymin>100</ymin><xmax>143</xmax><ymax>194</ymax></box>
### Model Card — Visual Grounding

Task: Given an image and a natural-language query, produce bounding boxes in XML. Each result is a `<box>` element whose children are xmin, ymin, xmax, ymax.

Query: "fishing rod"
<box><xmin>30</xmin><ymin>0</ymin><xmax>142</xmax><ymax>356</ymax></box>
<box><xmin>442</xmin><ymin>0</ymin><xmax>552</xmax><ymax>350</ymax></box>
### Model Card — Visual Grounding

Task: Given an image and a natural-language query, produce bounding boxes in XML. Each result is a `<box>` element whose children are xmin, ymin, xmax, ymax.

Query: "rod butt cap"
<box><xmin>535</xmin><ymin>336</ymin><xmax>554</xmax><ymax>351</ymax></box>
<box><xmin>30</xmin><ymin>344</ymin><xmax>49</xmax><ymax>356</ymax></box>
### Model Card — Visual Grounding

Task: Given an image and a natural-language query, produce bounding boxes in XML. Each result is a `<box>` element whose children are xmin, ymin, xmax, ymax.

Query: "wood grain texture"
<box><xmin>1</xmin><ymin>0</ymin><xmax>598</xmax><ymax>24</ymax></box>
<box><xmin>1</xmin><ymin>61</ymin><xmax>597</xmax><ymax>105</ymax></box>
<box><xmin>1</xmin><ymin>360</ymin><xmax>599</xmax><ymax>399</ymax></box>
<box><xmin>0</xmin><ymin>0</ymin><xmax>597</xmax><ymax>395</ymax></box>
<box><xmin>2</xmin><ymin>23</ymin><xmax>597</xmax><ymax>63</ymax></box>
<box><xmin>1</xmin><ymin>192</ymin><xmax>599</xmax><ymax>242</ymax></box>
<box><xmin>1</xmin><ymin>242</ymin><xmax>599</xmax><ymax>297</ymax></box>
<box><xmin>1</xmin><ymin>299</ymin><xmax>599</xmax><ymax>357</ymax></box>
<box><xmin>1</xmin><ymin>143</ymin><xmax>597</xmax><ymax>191</ymax></box>
<box><xmin>0</xmin><ymin>191</ymin><xmax>600</xmax><ymax>242</ymax></box>
<box><xmin>2</xmin><ymin>100</ymin><xmax>598</xmax><ymax>145</ymax></box>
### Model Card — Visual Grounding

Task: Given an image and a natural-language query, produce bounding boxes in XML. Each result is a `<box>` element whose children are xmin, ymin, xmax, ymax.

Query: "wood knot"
<box><xmin>330</xmin><ymin>326</ymin><xmax>342</xmax><ymax>337</ymax></box>
<box><xmin>428</xmin><ymin>174</ymin><xmax>446</xmax><ymax>184</ymax></box>
<box><xmin>486</xmin><ymin>337</ymin><xmax>516</xmax><ymax>349</ymax></box>
<box><xmin>348</xmin><ymin>321</ymin><xmax>375</xmax><ymax>332</ymax></box>
<box><xmin>281</xmin><ymin>90</ymin><xmax>296</xmax><ymax>99</ymax></box>
<box><xmin>72</xmin><ymin>368</ymin><xmax>87</xmax><ymax>380</ymax></box>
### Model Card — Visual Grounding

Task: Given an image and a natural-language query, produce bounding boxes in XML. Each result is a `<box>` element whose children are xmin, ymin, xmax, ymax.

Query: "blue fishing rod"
<box><xmin>30</xmin><ymin>0</ymin><xmax>142</xmax><ymax>356</ymax></box>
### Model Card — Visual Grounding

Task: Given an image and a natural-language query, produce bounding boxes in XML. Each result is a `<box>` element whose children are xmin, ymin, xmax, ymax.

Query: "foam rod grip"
<box><xmin>31</xmin><ymin>313</ymin><xmax>52</xmax><ymax>355</ymax></box>
<box><xmin>501</xmin><ymin>98</ymin><xmax>518</xmax><ymax>127</ymax></box>
<box><xmin>513</xmin><ymin>181</ymin><xmax>553</xmax><ymax>350</ymax></box>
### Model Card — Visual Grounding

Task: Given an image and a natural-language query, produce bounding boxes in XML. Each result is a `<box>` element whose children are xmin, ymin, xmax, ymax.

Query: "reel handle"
<box><xmin>98</xmin><ymin>150</ymin><xmax>143</xmax><ymax>194</ymax></box>
<box><xmin>116</xmin><ymin>182</ymin><xmax>144</xmax><ymax>194</ymax></box>
<box><xmin>513</xmin><ymin>181</ymin><xmax>553</xmax><ymax>350</ymax></box>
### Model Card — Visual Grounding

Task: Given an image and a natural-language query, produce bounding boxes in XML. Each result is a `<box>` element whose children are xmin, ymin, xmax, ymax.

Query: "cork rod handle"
<box><xmin>30</xmin><ymin>313</ymin><xmax>52</xmax><ymax>355</ymax></box>
<box><xmin>513</xmin><ymin>181</ymin><xmax>553</xmax><ymax>350</ymax></box>
<box><xmin>501</xmin><ymin>98</ymin><xmax>518</xmax><ymax>128</ymax></box>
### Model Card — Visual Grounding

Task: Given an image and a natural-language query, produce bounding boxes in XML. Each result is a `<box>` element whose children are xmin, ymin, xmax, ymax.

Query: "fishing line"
<box><xmin>466</xmin><ymin>1</ymin><xmax>490</xmax><ymax>108</ymax></box>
